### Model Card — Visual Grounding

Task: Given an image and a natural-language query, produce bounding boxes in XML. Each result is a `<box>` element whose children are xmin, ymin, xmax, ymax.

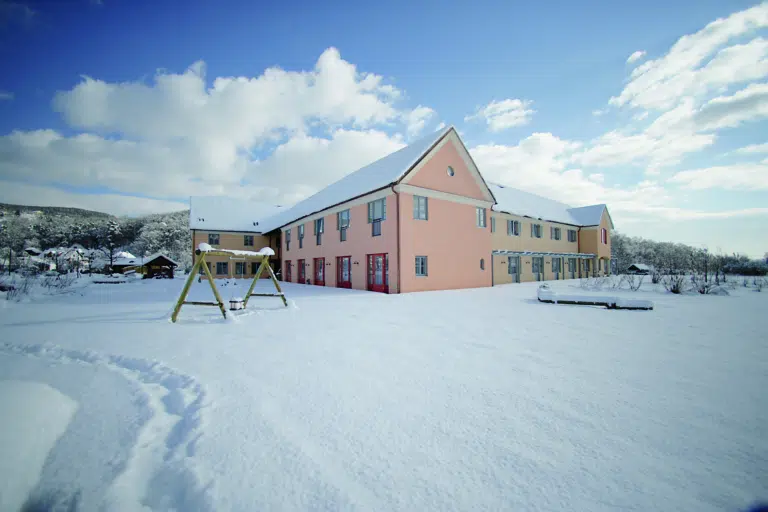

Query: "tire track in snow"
<box><xmin>0</xmin><ymin>342</ymin><xmax>214</xmax><ymax>511</ymax></box>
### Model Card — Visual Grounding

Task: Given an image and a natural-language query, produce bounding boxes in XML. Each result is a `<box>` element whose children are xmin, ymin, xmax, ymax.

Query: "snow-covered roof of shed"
<box><xmin>189</xmin><ymin>196</ymin><xmax>286</xmax><ymax>233</ymax></box>
<box><xmin>260</xmin><ymin>126</ymin><xmax>453</xmax><ymax>231</ymax></box>
<box><xmin>489</xmin><ymin>183</ymin><xmax>608</xmax><ymax>227</ymax></box>
<box><xmin>111</xmin><ymin>252</ymin><xmax>179</xmax><ymax>267</ymax></box>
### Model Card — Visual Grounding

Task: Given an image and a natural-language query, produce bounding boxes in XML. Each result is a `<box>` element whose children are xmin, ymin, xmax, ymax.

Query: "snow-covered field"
<box><xmin>0</xmin><ymin>276</ymin><xmax>766</xmax><ymax>511</ymax></box>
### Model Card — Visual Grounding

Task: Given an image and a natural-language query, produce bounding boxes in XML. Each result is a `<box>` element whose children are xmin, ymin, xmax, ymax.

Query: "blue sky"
<box><xmin>0</xmin><ymin>0</ymin><xmax>767</xmax><ymax>257</ymax></box>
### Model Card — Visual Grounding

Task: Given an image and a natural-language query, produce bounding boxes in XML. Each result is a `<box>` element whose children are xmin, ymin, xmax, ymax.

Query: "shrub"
<box><xmin>651</xmin><ymin>271</ymin><xmax>661</xmax><ymax>284</ymax></box>
<box><xmin>619</xmin><ymin>274</ymin><xmax>645</xmax><ymax>291</ymax></box>
<box><xmin>6</xmin><ymin>275</ymin><xmax>33</xmax><ymax>301</ymax></box>
<box><xmin>662</xmin><ymin>274</ymin><xmax>688</xmax><ymax>294</ymax></box>
<box><xmin>755</xmin><ymin>278</ymin><xmax>765</xmax><ymax>292</ymax></box>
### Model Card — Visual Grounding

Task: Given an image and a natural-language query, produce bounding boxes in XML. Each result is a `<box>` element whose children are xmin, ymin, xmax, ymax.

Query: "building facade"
<box><xmin>190</xmin><ymin>126</ymin><xmax>613</xmax><ymax>292</ymax></box>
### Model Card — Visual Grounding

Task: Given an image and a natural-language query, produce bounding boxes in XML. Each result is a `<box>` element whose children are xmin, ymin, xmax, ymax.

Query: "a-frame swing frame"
<box><xmin>171</xmin><ymin>248</ymin><xmax>287</xmax><ymax>323</ymax></box>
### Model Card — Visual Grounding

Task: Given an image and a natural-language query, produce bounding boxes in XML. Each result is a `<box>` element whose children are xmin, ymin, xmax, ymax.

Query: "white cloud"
<box><xmin>734</xmin><ymin>142</ymin><xmax>768</xmax><ymax>153</ymax></box>
<box><xmin>465</xmin><ymin>98</ymin><xmax>535</xmax><ymax>132</ymax></box>
<box><xmin>609</xmin><ymin>4</ymin><xmax>768</xmax><ymax>111</ymax></box>
<box><xmin>668</xmin><ymin>162</ymin><xmax>768</xmax><ymax>190</ymax></box>
<box><xmin>0</xmin><ymin>90</ymin><xmax>12</xmax><ymax>101</ymax></box>
<box><xmin>0</xmin><ymin>181</ymin><xmax>186</xmax><ymax>216</ymax></box>
<box><xmin>627</xmin><ymin>50</ymin><xmax>647</xmax><ymax>64</ymax></box>
<box><xmin>0</xmin><ymin>48</ymin><xmax>435</xmax><ymax>213</ymax></box>
<box><xmin>694</xmin><ymin>82</ymin><xmax>768</xmax><ymax>130</ymax></box>
<box><xmin>401</xmin><ymin>105</ymin><xmax>435</xmax><ymax>137</ymax></box>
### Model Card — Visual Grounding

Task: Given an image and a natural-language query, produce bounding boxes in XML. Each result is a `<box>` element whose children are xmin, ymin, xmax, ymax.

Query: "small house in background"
<box><xmin>110</xmin><ymin>253</ymin><xmax>178</xmax><ymax>278</ymax></box>
<box><xmin>24</xmin><ymin>247</ymin><xmax>42</xmax><ymax>256</ymax></box>
<box><xmin>626</xmin><ymin>263</ymin><xmax>652</xmax><ymax>275</ymax></box>
<box><xmin>142</xmin><ymin>253</ymin><xmax>178</xmax><ymax>278</ymax></box>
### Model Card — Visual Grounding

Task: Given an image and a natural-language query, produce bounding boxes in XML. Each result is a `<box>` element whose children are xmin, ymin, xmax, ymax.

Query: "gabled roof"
<box><xmin>489</xmin><ymin>183</ymin><xmax>610</xmax><ymax>227</ymax></box>
<box><xmin>111</xmin><ymin>252</ymin><xmax>179</xmax><ymax>267</ymax></box>
<box><xmin>190</xmin><ymin>196</ymin><xmax>286</xmax><ymax>233</ymax></box>
<box><xmin>261</xmin><ymin>126</ymin><xmax>454</xmax><ymax>231</ymax></box>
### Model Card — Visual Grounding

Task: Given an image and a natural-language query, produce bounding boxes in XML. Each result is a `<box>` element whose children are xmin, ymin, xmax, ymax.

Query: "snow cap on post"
<box><xmin>197</xmin><ymin>242</ymin><xmax>212</xmax><ymax>252</ymax></box>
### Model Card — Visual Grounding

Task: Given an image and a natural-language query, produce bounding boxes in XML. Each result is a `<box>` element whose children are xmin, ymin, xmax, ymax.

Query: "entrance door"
<box><xmin>584</xmin><ymin>259</ymin><xmax>591</xmax><ymax>278</ymax></box>
<box><xmin>552</xmin><ymin>257</ymin><xmax>562</xmax><ymax>280</ymax></box>
<box><xmin>568</xmin><ymin>258</ymin><xmax>577</xmax><ymax>279</ymax></box>
<box><xmin>298</xmin><ymin>259</ymin><xmax>305</xmax><ymax>283</ymax></box>
<box><xmin>285</xmin><ymin>261</ymin><xmax>292</xmax><ymax>282</ymax></box>
<box><xmin>508</xmin><ymin>256</ymin><xmax>520</xmax><ymax>283</ymax></box>
<box><xmin>532</xmin><ymin>257</ymin><xmax>544</xmax><ymax>281</ymax></box>
<box><xmin>337</xmin><ymin>256</ymin><xmax>351</xmax><ymax>288</ymax></box>
<box><xmin>367</xmin><ymin>253</ymin><xmax>388</xmax><ymax>293</ymax></box>
<box><xmin>314</xmin><ymin>258</ymin><xmax>325</xmax><ymax>286</ymax></box>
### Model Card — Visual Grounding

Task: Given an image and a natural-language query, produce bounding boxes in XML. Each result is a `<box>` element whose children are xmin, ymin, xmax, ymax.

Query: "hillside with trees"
<box><xmin>0</xmin><ymin>205</ymin><xmax>192</xmax><ymax>274</ymax></box>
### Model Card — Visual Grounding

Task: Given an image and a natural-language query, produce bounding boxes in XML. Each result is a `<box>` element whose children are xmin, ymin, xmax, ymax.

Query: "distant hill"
<box><xmin>0</xmin><ymin>203</ymin><xmax>116</xmax><ymax>219</ymax></box>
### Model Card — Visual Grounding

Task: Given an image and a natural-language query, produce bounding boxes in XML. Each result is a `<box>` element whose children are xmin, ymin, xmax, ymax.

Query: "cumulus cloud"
<box><xmin>401</xmin><ymin>105</ymin><xmax>436</xmax><ymax>137</ymax></box>
<box><xmin>0</xmin><ymin>47</ymin><xmax>436</xmax><ymax>212</ymax></box>
<box><xmin>465</xmin><ymin>99</ymin><xmax>535</xmax><ymax>131</ymax></box>
<box><xmin>627</xmin><ymin>50</ymin><xmax>647</xmax><ymax>64</ymax></box>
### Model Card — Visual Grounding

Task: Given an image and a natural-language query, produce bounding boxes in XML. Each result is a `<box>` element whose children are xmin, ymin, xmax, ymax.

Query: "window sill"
<box><xmin>416</xmin><ymin>275</ymin><xmax>428</xmax><ymax>278</ymax></box>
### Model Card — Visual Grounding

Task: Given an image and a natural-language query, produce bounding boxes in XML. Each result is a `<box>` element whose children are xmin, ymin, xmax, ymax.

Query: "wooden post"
<box><xmin>265</xmin><ymin>261</ymin><xmax>287</xmax><ymax>307</ymax></box>
<box><xmin>171</xmin><ymin>256</ymin><xmax>203</xmax><ymax>323</ymax></box>
<box><xmin>242</xmin><ymin>257</ymin><xmax>267</xmax><ymax>308</ymax></box>
<box><xmin>200</xmin><ymin>255</ymin><xmax>227</xmax><ymax>320</ymax></box>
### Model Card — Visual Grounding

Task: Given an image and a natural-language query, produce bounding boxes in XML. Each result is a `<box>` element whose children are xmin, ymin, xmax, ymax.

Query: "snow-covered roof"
<box><xmin>111</xmin><ymin>252</ymin><xmax>179</xmax><ymax>267</ymax></box>
<box><xmin>628</xmin><ymin>263</ymin><xmax>652</xmax><ymax>270</ymax></box>
<box><xmin>189</xmin><ymin>196</ymin><xmax>286</xmax><ymax>233</ymax></box>
<box><xmin>489</xmin><ymin>183</ymin><xmax>608</xmax><ymax>227</ymax></box>
<box><xmin>24</xmin><ymin>247</ymin><xmax>42</xmax><ymax>255</ymax></box>
<box><xmin>260</xmin><ymin>126</ymin><xmax>453</xmax><ymax>231</ymax></box>
<box><xmin>114</xmin><ymin>251</ymin><xmax>135</xmax><ymax>259</ymax></box>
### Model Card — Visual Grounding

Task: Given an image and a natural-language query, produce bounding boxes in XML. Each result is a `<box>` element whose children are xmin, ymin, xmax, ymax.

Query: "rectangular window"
<box><xmin>235</xmin><ymin>262</ymin><xmax>246</xmax><ymax>275</ymax></box>
<box><xmin>251</xmin><ymin>262</ymin><xmax>258</xmax><ymax>274</ymax></box>
<box><xmin>476</xmin><ymin>207</ymin><xmax>487</xmax><ymax>228</ymax></box>
<box><xmin>367</xmin><ymin>198</ymin><xmax>386</xmax><ymax>222</ymax></box>
<box><xmin>372</xmin><ymin>219</ymin><xmax>382</xmax><ymax>237</ymax></box>
<box><xmin>415</xmin><ymin>256</ymin><xmax>428</xmax><ymax>277</ymax></box>
<box><xmin>531</xmin><ymin>224</ymin><xmax>542</xmax><ymax>238</ymax></box>
<box><xmin>507</xmin><ymin>220</ymin><xmax>520</xmax><ymax>236</ymax></box>
<box><xmin>413</xmin><ymin>195</ymin><xmax>428</xmax><ymax>220</ymax></box>
<box><xmin>298</xmin><ymin>224</ymin><xmax>304</xmax><ymax>249</ymax></box>
<box><xmin>208</xmin><ymin>233</ymin><xmax>220</xmax><ymax>246</ymax></box>
<box><xmin>340</xmin><ymin>227</ymin><xmax>347</xmax><ymax>242</ymax></box>
<box><xmin>551</xmin><ymin>227</ymin><xmax>561</xmax><ymax>240</ymax></box>
<box><xmin>216</xmin><ymin>262</ymin><xmax>228</xmax><ymax>275</ymax></box>
<box><xmin>490</xmin><ymin>216</ymin><xmax>496</xmax><ymax>233</ymax></box>
<box><xmin>243</xmin><ymin>235</ymin><xmax>254</xmax><ymax>247</ymax></box>
<box><xmin>601</xmin><ymin>228</ymin><xmax>608</xmax><ymax>244</ymax></box>
<box><xmin>568</xmin><ymin>229</ymin><xmax>577</xmax><ymax>242</ymax></box>
<box><xmin>285</xmin><ymin>229</ymin><xmax>291</xmax><ymax>251</ymax></box>
<box><xmin>337</xmin><ymin>209</ymin><xmax>350</xmax><ymax>229</ymax></box>
<box><xmin>552</xmin><ymin>258</ymin><xmax>561</xmax><ymax>272</ymax></box>
<box><xmin>314</xmin><ymin>218</ymin><xmax>324</xmax><ymax>246</ymax></box>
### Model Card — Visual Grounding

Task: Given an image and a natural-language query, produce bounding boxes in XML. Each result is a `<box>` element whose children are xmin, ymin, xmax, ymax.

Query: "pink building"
<box><xmin>190</xmin><ymin>127</ymin><xmax>613</xmax><ymax>292</ymax></box>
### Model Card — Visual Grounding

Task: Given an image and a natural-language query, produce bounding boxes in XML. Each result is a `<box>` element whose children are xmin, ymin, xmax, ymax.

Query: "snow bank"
<box><xmin>537</xmin><ymin>285</ymin><xmax>654</xmax><ymax>310</ymax></box>
<box><xmin>0</xmin><ymin>381</ymin><xmax>78</xmax><ymax>512</ymax></box>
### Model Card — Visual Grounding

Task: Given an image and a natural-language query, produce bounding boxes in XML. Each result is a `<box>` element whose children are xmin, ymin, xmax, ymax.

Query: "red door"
<box><xmin>367</xmin><ymin>253</ymin><xmax>388</xmax><ymax>293</ymax></box>
<box><xmin>297</xmin><ymin>259</ymin><xmax>305</xmax><ymax>283</ymax></box>
<box><xmin>285</xmin><ymin>261</ymin><xmax>291</xmax><ymax>282</ymax></box>
<box><xmin>314</xmin><ymin>258</ymin><xmax>325</xmax><ymax>286</ymax></box>
<box><xmin>336</xmin><ymin>256</ymin><xmax>351</xmax><ymax>288</ymax></box>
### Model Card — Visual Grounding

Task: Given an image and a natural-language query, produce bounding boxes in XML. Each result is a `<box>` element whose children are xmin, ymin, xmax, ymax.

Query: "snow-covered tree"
<box><xmin>0</xmin><ymin>214</ymin><xmax>34</xmax><ymax>274</ymax></box>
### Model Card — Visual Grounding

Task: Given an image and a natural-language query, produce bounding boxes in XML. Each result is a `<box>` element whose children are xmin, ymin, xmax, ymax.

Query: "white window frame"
<box><xmin>531</xmin><ymin>223</ymin><xmax>542</xmax><ymax>238</ymax></box>
<box><xmin>216</xmin><ymin>261</ymin><xmax>228</xmax><ymax>275</ymax></box>
<box><xmin>567</xmin><ymin>229</ymin><xmax>577</xmax><ymax>243</ymax></box>
<box><xmin>208</xmin><ymin>233</ymin><xmax>220</xmax><ymax>246</ymax></box>
<box><xmin>413</xmin><ymin>195</ymin><xmax>428</xmax><ymax>220</ymax></box>
<box><xmin>415</xmin><ymin>256</ymin><xmax>428</xmax><ymax>277</ymax></box>
<box><xmin>490</xmin><ymin>216</ymin><xmax>496</xmax><ymax>233</ymax></box>
<box><xmin>476</xmin><ymin>207</ymin><xmax>487</xmax><ymax>228</ymax></box>
<box><xmin>508</xmin><ymin>220</ymin><xmax>520</xmax><ymax>236</ymax></box>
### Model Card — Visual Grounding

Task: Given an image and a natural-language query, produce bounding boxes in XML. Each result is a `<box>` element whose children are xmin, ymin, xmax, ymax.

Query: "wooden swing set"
<box><xmin>171</xmin><ymin>247</ymin><xmax>287</xmax><ymax>323</ymax></box>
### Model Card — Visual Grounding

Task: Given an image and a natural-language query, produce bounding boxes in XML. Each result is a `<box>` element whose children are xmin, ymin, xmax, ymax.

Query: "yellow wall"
<box><xmin>191</xmin><ymin>230</ymin><xmax>277</xmax><ymax>278</ymax></box>
<box><xmin>490</xmin><ymin>212</ymin><xmax>579</xmax><ymax>254</ymax></box>
<box><xmin>577</xmin><ymin>210</ymin><xmax>612</xmax><ymax>275</ymax></box>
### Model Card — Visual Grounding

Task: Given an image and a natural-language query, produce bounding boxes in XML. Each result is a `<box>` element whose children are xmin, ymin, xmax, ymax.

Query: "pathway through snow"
<box><xmin>0</xmin><ymin>342</ymin><xmax>212</xmax><ymax>511</ymax></box>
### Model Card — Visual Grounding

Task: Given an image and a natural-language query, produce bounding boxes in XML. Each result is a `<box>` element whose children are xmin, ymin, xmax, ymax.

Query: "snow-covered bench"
<box><xmin>537</xmin><ymin>284</ymin><xmax>653</xmax><ymax>311</ymax></box>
